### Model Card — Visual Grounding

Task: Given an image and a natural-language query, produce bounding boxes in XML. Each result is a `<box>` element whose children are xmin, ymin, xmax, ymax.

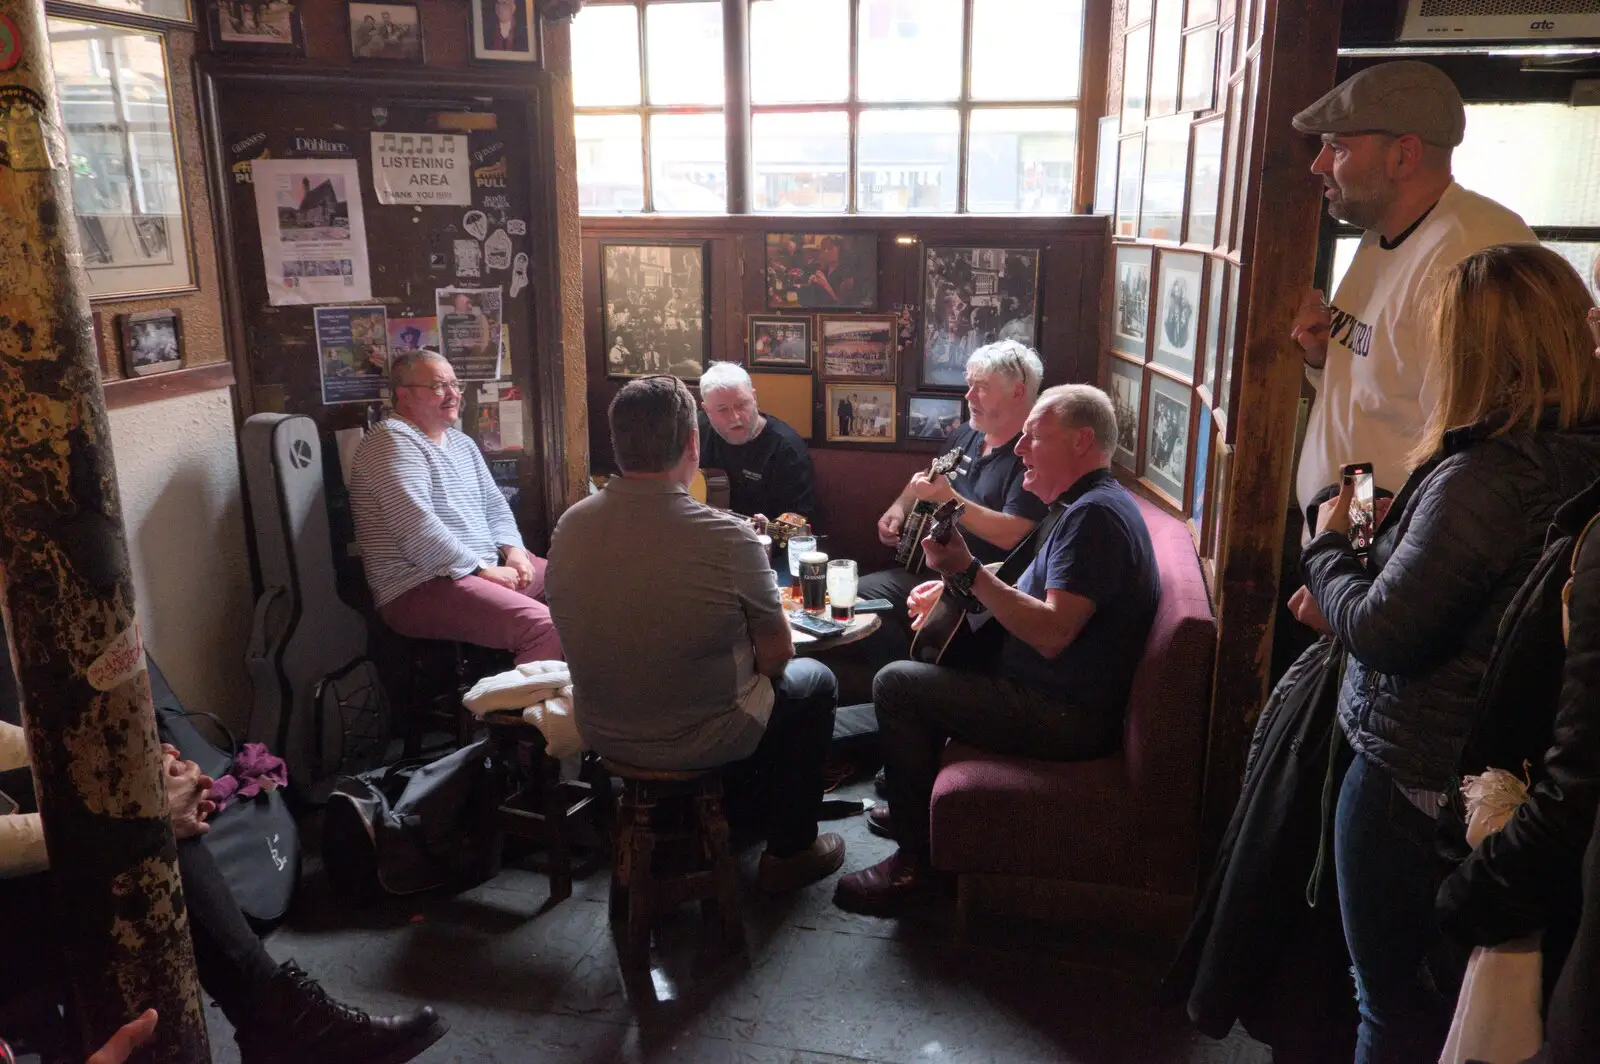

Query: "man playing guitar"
<box><xmin>834</xmin><ymin>385</ymin><xmax>1162</xmax><ymax>915</ymax></box>
<box><xmin>854</xmin><ymin>340</ymin><xmax>1051</xmax><ymax>671</ymax></box>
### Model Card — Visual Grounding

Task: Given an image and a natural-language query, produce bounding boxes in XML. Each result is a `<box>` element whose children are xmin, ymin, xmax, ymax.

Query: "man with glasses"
<box><xmin>348</xmin><ymin>350</ymin><xmax>560</xmax><ymax>663</ymax></box>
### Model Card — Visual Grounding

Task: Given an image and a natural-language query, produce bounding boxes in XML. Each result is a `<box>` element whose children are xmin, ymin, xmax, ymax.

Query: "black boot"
<box><xmin>235</xmin><ymin>960</ymin><xmax>448</xmax><ymax>1064</ymax></box>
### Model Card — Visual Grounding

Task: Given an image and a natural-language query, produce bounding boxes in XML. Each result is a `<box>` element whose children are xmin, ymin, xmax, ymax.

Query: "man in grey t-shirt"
<box><xmin>546</xmin><ymin>376</ymin><xmax>845</xmax><ymax>894</ymax></box>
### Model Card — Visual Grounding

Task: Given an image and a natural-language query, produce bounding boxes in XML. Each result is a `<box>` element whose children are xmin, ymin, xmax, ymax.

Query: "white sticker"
<box><xmin>453</xmin><ymin>239</ymin><xmax>482</xmax><ymax>278</ymax></box>
<box><xmin>506</xmin><ymin>219</ymin><xmax>527</xmax><ymax>236</ymax></box>
<box><xmin>87</xmin><ymin>624</ymin><xmax>144</xmax><ymax>692</ymax></box>
<box><xmin>462</xmin><ymin>210</ymin><xmax>488</xmax><ymax>241</ymax></box>
<box><xmin>510</xmin><ymin>252</ymin><xmax>530</xmax><ymax>298</ymax></box>
<box><xmin>484</xmin><ymin>229</ymin><xmax>513</xmax><ymax>271</ymax></box>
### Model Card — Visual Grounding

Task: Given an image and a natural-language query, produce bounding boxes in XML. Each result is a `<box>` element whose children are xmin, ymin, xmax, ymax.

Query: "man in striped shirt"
<box><xmin>348</xmin><ymin>350</ymin><xmax>560</xmax><ymax>663</ymax></box>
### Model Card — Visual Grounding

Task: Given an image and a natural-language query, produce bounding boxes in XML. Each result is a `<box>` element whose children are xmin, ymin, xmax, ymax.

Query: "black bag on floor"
<box><xmin>323</xmin><ymin>739</ymin><xmax>494</xmax><ymax>905</ymax></box>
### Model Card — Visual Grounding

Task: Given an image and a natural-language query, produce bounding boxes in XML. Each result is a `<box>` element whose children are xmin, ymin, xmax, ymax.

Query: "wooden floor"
<box><xmin>201</xmin><ymin>781</ymin><xmax>1272</xmax><ymax>1064</ymax></box>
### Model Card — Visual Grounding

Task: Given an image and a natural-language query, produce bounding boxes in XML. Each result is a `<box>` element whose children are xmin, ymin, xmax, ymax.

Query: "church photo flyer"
<box><xmin>252</xmin><ymin>158</ymin><xmax>371</xmax><ymax>306</ymax></box>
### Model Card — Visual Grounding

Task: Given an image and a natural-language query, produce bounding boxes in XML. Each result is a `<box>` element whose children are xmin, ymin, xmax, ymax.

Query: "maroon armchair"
<box><xmin>928</xmin><ymin>496</ymin><xmax>1216</xmax><ymax>939</ymax></box>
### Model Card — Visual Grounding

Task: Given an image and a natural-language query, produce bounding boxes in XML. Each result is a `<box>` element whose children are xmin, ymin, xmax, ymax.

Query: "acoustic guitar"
<box><xmin>893</xmin><ymin>446</ymin><xmax>965</xmax><ymax>573</ymax></box>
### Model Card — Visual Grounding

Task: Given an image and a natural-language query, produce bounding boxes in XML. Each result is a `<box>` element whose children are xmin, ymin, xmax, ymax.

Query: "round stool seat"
<box><xmin>601</xmin><ymin>758</ymin><xmax>717</xmax><ymax>783</ymax></box>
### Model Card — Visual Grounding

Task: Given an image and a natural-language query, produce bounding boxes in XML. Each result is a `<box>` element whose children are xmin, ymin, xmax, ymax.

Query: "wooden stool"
<box><xmin>483</xmin><ymin>715</ymin><xmax>611</xmax><ymax>904</ymax></box>
<box><xmin>602</xmin><ymin>759</ymin><xmax>745</xmax><ymax>967</ymax></box>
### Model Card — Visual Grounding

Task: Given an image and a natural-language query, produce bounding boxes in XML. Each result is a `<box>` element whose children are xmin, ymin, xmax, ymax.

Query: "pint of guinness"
<box><xmin>798</xmin><ymin>551</ymin><xmax>829</xmax><ymax>614</ymax></box>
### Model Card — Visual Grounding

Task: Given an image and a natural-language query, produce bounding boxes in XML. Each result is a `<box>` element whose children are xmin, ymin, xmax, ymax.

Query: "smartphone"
<box><xmin>1342</xmin><ymin>461</ymin><xmax>1376</xmax><ymax>557</ymax></box>
<box><xmin>853</xmin><ymin>598</ymin><xmax>894</xmax><ymax>613</ymax></box>
<box><xmin>789</xmin><ymin>611</ymin><xmax>846</xmax><ymax>638</ymax></box>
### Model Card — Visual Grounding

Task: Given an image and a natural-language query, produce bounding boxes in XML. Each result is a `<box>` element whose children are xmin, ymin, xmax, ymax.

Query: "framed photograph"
<box><xmin>348</xmin><ymin>1</ymin><xmax>423</xmax><ymax>61</ymax></box>
<box><xmin>472</xmin><ymin>0</ymin><xmax>536</xmax><ymax>63</ymax></box>
<box><xmin>1112</xmin><ymin>245</ymin><xmax>1152</xmax><ymax>358</ymax></box>
<box><xmin>1154</xmin><ymin>251</ymin><xmax>1203</xmax><ymax>379</ymax></box>
<box><xmin>819</xmin><ymin>315</ymin><xmax>897</xmax><ymax>382</ymax></box>
<box><xmin>58</xmin><ymin>0</ymin><xmax>192</xmax><ymax>23</ymax></box>
<box><xmin>765</xmin><ymin>233</ymin><xmax>877</xmax><ymax>310</ymax></box>
<box><xmin>601</xmin><ymin>243</ymin><xmax>708</xmax><ymax>381</ymax></box>
<box><xmin>1143</xmin><ymin>371</ymin><xmax>1193</xmax><ymax>505</ymax></box>
<box><xmin>1180</xmin><ymin>27</ymin><xmax>1216</xmax><ymax>112</ymax></box>
<box><xmin>1200</xmin><ymin>256</ymin><xmax>1226</xmax><ymax>398</ymax></box>
<box><xmin>1105</xmin><ymin>356</ymin><xmax>1143</xmax><ymax>470</ymax></box>
<box><xmin>921</xmin><ymin>245</ymin><xmax>1040</xmax><ymax>390</ymax></box>
<box><xmin>906</xmin><ymin>395</ymin><xmax>965</xmax><ymax>442</ymax></box>
<box><xmin>1191</xmin><ymin>403</ymin><xmax>1213</xmax><ymax>533</ymax></box>
<box><xmin>119</xmin><ymin>309</ymin><xmax>183</xmax><ymax>378</ymax></box>
<box><xmin>747</xmin><ymin>315</ymin><xmax>812</xmax><ymax>371</ymax></box>
<box><xmin>1140</xmin><ymin>112</ymin><xmax>1191</xmax><ymax>241</ymax></box>
<box><xmin>1186</xmin><ymin>115</ymin><xmax>1224</xmax><ymax>247</ymax></box>
<box><xmin>1093</xmin><ymin>115</ymin><xmax>1119</xmax><ymax>216</ymax></box>
<box><xmin>1121</xmin><ymin>25</ymin><xmax>1150</xmax><ymax>134</ymax></box>
<box><xmin>1148</xmin><ymin>0</ymin><xmax>1183</xmax><ymax>118</ymax></box>
<box><xmin>209</xmin><ymin>0</ymin><xmax>305</xmax><ymax>54</ymax></box>
<box><xmin>51</xmin><ymin>20</ymin><xmax>195</xmax><ymax>300</ymax></box>
<box><xmin>824</xmin><ymin>384</ymin><xmax>896</xmax><ymax>444</ymax></box>
<box><xmin>1115</xmin><ymin>133</ymin><xmax>1144</xmax><ymax>240</ymax></box>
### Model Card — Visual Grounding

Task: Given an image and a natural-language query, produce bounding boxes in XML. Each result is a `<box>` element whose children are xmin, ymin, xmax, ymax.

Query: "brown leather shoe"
<box><xmin>757</xmin><ymin>833</ymin><xmax>846</xmax><ymax>893</ymax></box>
<box><xmin>833</xmin><ymin>850</ymin><xmax>941</xmax><ymax>916</ymax></box>
<box><xmin>866</xmin><ymin>804</ymin><xmax>894</xmax><ymax>840</ymax></box>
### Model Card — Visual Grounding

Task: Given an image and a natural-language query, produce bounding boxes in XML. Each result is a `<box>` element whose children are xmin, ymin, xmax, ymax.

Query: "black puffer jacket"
<box><xmin>1302</xmin><ymin>417</ymin><xmax>1600</xmax><ymax>792</ymax></box>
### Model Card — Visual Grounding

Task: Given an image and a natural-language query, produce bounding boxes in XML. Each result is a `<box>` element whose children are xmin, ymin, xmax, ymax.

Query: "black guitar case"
<box><xmin>241</xmin><ymin>414</ymin><xmax>384</xmax><ymax>799</ymax></box>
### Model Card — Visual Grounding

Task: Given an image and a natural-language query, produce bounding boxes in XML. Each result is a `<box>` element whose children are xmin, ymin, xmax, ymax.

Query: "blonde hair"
<box><xmin>1411</xmin><ymin>243</ymin><xmax>1600</xmax><ymax>466</ymax></box>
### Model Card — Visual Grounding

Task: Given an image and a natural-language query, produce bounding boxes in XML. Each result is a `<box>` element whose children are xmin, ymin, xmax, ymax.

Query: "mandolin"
<box><xmin>893</xmin><ymin>446</ymin><xmax>965</xmax><ymax>573</ymax></box>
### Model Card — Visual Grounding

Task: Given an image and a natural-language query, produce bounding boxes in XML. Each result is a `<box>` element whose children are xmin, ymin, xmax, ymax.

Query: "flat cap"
<box><xmin>1292</xmin><ymin>60</ymin><xmax>1465</xmax><ymax>147</ymax></box>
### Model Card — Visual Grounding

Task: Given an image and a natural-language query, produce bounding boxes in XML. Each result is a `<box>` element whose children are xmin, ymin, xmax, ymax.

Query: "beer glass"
<box><xmin>786</xmin><ymin>534</ymin><xmax>816</xmax><ymax>608</ymax></box>
<box><xmin>827</xmin><ymin>559</ymin><xmax>858</xmax><ymax>622</ymax></box>
<box><xmin>799</xmin><ymin>551</ymin><xmax>829</xmax><ymax>614</ymax></box>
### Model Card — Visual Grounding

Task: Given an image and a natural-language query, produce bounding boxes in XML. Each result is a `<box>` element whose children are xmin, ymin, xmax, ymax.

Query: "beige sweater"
<box><xmin>0</xmin><ymin>721</ymin><xmax>48</xmax><ymax>877</ymax></box>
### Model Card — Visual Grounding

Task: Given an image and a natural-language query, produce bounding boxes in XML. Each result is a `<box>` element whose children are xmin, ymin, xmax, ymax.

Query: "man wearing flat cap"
<box><xmin>1287</xmin><ymin>60</ymin><xmax>1536</xmax><ymax>538</ymax></box>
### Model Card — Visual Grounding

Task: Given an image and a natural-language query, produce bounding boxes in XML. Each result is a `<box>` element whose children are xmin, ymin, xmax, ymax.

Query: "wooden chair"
<box><xmin>602</xmin><ymin>759</ymin><xmax>745</xmax><ymax>967</ymax></box>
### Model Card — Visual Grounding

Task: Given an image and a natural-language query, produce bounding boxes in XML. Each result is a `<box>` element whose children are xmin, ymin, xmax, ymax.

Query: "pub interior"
<box><xmin>3</xmin><ymin>0</ymin><xmax>1600</xmax><ymax>1060</ymax></box>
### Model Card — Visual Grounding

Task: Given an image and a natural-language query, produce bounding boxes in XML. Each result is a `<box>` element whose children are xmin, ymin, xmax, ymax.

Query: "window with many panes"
<box><xmin>571</xmin><ymin>0</ymin><xmax>1086</xmax><ymax>214</ymax></box>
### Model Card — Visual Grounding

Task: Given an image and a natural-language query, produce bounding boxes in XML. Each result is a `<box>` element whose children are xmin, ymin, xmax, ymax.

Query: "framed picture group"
<box><xmin>198</xmin><ymin>0</ymin><xmax>541</xmax><ymax>63</ymax></box>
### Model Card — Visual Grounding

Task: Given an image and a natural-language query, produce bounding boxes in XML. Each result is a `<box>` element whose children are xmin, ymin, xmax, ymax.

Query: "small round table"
<box><xmin>789</xmin><ymin>611</ymin><xmax>881</xmax><ymax>656</ymax></box>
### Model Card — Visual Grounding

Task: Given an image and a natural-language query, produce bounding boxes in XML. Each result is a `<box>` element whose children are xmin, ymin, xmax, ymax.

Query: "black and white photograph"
<box><xmin>601</xmin><ymin>243</ymin><xmax>708</xmax><ymax>381</ymax></box>
<box><xmin>1112</xmin><ymin>245</ymin><xmax>1152</xmax><ymax>358</ymax></box>
<box><xmin>348</xmin><ymin>1</ymin><xmax>423</xmax><ymax>61</ymax></box>
<box><xmin>1186</xmin><ymin>115</ymin><xmax>1224</xmax><ymax>248</ymax></box>
<box><xmin>1154</xmin><ymin>251</ymin><xmax>1203</xmax><ymax>379</ymax></box>
<box><xmin>1116</xmin><ymin>133</ymin><xmax>1143</xmax><ymax>239</ymax></box>
<box><xmin>1139</xmin><ymin>112</ymin><xmax>1191</xmax><ymax>242</ymax></box>
<box><xmin>1094</xmin><ymin>116</ymin><xmax>1119</xmax><ymax>216</ymax></box>
<box><xmin>824</xmin><ymin>384</ymin><xmax>896</xmax><ymax>444</ymax></box>
<box><xmin>211</xmin><ymin>0</ymin><xmax>305</xmax><ymax>54</ymax></box>
<box><xmin>921</xmin><ymin>245</ymin><xmax>1040</xmax><ymax>390</ymax></box>
<box><xmin>766</xmin><ymin>233</ymin><xmax>877</xmax><ymax>310</ymax></box>
<box><xmin>906</xmin><ymin>395</ymin><xmax>964</xmax><ymax>442</ymax></box>
<box><xmin>472</xmin><ymin>0</ymin><xmax>536</xmax><ymax>62</ymax></box>
<box><xmin>747</xmin><ymin>316</ymin><xmax>811</xmax><ymax>371</ymax></box>
<box><xmin>1106</xmin><ymin>357</ymin><xmax>1142</xmax><ymax>470</ymax></box>
<box><xmin>1144</xmin><ymin>372</ymin><xmax>1192</xmax><ymax>504</ymax></box>
<box><xmin>119</xmin><ymin>309</ymin><xmax>183</xmax><ymax>378</ymax></box>
<box><xmin>819</xmin><ymin>315</ymin><xmax>897</xmax><ymax>382</ymax></box>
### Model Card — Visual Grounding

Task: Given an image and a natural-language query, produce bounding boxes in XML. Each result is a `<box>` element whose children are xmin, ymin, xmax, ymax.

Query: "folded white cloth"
<box><xmin>462</xmin><ymin>661</ymin><xmax>586</xmax><ymax>759</ymax></box>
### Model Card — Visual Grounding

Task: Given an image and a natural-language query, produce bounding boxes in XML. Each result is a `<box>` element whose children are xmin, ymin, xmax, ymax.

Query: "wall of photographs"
<box><xmin>582</xmin><ymin>215</ymin><xmax>1107</xmax><ymax>564</ymax></box>
<box><xmin>1097</xmin><ymin>0</ymin><xmax>1266</xmax><ymax>585</ymax></box>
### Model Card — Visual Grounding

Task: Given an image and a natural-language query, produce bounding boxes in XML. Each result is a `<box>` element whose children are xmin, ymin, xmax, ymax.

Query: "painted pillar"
<box><xmin>0</xmin><ymin>1</ymin><xmax>209</xmax><ymax>1059</ymax></box>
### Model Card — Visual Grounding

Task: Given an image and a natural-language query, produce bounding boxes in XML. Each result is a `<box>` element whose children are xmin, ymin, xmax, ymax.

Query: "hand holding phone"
<box><xmin>1341</xmin><ymin>462</ymin><xmax>1376</xmax><ymax>557</ymax></box>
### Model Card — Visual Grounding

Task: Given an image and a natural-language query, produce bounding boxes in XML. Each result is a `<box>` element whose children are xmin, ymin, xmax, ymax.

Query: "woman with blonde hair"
<box><xmin>1292</xmin><ymin>242</ymin><xmax>1600</xmax><ymax>1064</ymax></box>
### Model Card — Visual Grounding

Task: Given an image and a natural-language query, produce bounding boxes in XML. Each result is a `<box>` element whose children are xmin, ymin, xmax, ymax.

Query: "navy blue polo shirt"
<box><xmin>1000</xmin><ymin>469</ymin><xmax>1161</xmax><ymax>724</ymax></box>
<box><xmin>944</xmin><ymin>422</ymin><xmax>1049</xmax><ymax>564</ymax></box>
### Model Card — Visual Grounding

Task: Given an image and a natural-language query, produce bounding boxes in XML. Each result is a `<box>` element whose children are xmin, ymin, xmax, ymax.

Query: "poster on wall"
<box><xmin>252</xmin><ymin>158</ymin><xmax>372</xmax><ymax>306</ymax></box>
<box><xmin>315</xmin><ymin>304</ymin><xmax>390</xmax><ymax>405</ymax></box>
<box><xmin>387</xmin><ymin>315</ymin><xmax>440</xmax><ymax>354</ymax></box>
<box><xmin>434</xmin><ymin>286</ymin><xmax>502</xmax><ymax>381</ymax></box>
<box><xmin>370</xmin><ymin>132</ymin><xmax>472</xmax><ymax>206</ymax></box>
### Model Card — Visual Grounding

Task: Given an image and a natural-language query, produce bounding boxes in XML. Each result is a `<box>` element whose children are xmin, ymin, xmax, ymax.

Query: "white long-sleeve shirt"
<box><xmin>0</xmin><ymin>721</ymin><xmax>47</xmax><ymax>877</ymax></box>
<box><xmin>347</xmin><ymin>418</ymin><xmax>525</xmax><ymax>607</ymax></box>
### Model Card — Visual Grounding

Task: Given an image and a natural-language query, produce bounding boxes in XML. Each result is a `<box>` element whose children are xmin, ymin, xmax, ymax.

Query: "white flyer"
<box><xmin>370</xmin><ymin>132</ymin><xmax>471</xmax><ymax>207</ymax></box>
<box><xmin>252</xmin><ymin>158</ymin><xmax>372</xmax><ymax>306</ymax></box>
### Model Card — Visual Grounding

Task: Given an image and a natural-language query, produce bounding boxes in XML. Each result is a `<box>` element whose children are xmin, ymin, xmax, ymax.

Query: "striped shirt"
<box><xmin>348</xmin><ymin>418</ymin><xmax>524</xmax><ymax>607</ymax></box>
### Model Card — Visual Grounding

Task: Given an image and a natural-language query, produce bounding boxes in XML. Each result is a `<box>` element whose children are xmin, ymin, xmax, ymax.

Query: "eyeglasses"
<box><xmin>404</xmin><ymin>381</ymin><xmax>463</xmax><ymax>396</ymax></box>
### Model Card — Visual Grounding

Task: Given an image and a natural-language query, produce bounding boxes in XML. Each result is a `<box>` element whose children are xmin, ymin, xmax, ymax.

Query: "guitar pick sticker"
<box><xmin>0</xmin><ymin>14</ymin><xmax>21</xmax><ymax>72</ymax></box>
<box><xmin>484</xmin><ymin>228</ymin><xmax>512</xmax><ymax>271</ymax></box>
<box><xmin>506</xmin><ymin>219</ymin><xmax>526</xmax><ymax>236</ymax></box>
<box><xmin>510</xmin><ymin>252</ymin><xmax>529</xmax><ymax>298</ymax></box>
<box><xmin>462</xmin><ymin>210</ymin><xmax>488</xmax><ymax>241</ymax></box>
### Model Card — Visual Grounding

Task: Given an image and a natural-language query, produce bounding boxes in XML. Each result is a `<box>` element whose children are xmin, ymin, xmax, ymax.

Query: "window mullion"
<box><xmin>958</xmin><ymin>0</ymin><xmax>975</xmax><ymax>212</ymax></box>
<box><xmin>637</xmin><ymin>1</ymin><xmax>655</xmax><ymax>212</ymax></box>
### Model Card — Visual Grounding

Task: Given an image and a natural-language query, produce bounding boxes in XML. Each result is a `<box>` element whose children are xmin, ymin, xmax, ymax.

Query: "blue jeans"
<box><xmin>1334</xmin><ymin>754</ymin><xmax>1453</xmax><ymax>1064</ymax></box>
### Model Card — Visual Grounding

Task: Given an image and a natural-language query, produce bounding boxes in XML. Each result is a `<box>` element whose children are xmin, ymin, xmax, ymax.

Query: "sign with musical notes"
<box><xmin>370</xmin><ymin>132</ymin><xmax>471</xmax><ymax>206</ymax></box>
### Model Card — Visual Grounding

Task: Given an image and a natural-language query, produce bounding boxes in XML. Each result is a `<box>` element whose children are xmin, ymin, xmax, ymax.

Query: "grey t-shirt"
<box><xmin>545</xmin><ymin>476</ymin><xmax>787</xmax><ymax>770</ymax></box>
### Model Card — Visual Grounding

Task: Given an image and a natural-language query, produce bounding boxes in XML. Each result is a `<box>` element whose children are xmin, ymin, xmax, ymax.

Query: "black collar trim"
<box><xmin>1378</xmin><ymin>199</ymin><xmax>1440</xmax><ymax>251</ymax></box>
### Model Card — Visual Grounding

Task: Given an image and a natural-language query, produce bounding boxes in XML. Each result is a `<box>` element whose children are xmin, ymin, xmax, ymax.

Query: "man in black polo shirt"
<box><xmin>835</xmin><ymin>384</ymin><xmax>1160</xmax><ymax>914</ymax></box>
<box><xmin>857</xmin><ymin>339</ymin><xmax>1049</xmax><ymax>664</ymax></box>
<box><xmin>697</xmin><ymin>361</ymin><xmax>816</xmax><ymax>530</ymax></box>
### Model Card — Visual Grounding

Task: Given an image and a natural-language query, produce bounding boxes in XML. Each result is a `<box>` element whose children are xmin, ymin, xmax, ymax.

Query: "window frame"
<box><xmin>572</xmin><ymin>0</ymin><xmax>1090</xmax><ymax>215</ymax></box>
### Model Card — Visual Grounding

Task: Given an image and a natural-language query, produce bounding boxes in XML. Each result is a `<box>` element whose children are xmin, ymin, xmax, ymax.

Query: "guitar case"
<box><xmin>241</xmin><ymin>414</ymin><xmax>382</xmax><ymax>798</ymax></box>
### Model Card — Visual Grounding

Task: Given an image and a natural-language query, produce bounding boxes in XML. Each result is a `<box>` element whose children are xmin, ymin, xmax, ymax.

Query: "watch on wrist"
<box><xmin>945</xmin><ymin>557</ymin><xmax>981</xmax><ymax>601</ymax></box>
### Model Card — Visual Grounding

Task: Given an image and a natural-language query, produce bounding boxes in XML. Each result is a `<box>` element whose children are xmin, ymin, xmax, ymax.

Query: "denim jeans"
<box><xmin>725</xmin><ymin>657</ymin><xmax>837</xmax><ymax>857</ymax></box>
<box><xmin>1334</xmin><ymin>753</ymin><xmax>1454</xmax><ymax>1064</ymax></box>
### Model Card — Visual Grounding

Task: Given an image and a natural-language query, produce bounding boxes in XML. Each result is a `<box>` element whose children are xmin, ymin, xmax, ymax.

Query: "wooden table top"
<box><xmin>789</xmin><ymin>611</ymin><xmax>881</xmax><ymax>655</ymax></box>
